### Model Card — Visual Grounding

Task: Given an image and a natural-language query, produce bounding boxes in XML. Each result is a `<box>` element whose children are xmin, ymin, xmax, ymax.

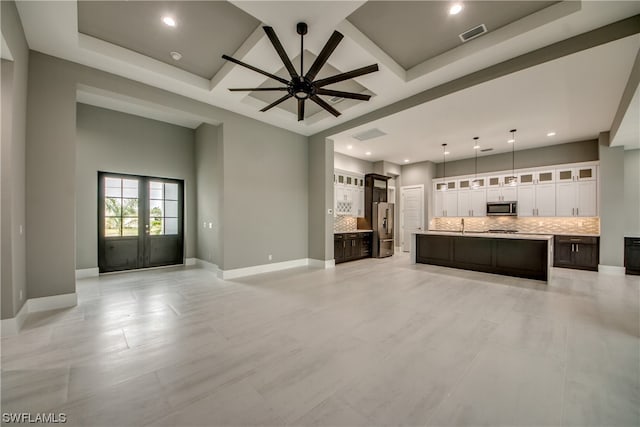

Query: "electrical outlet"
<box><xmin>268</xmin><ymin>254</ymin><xmax>273</xmax><ymax>261</ymax></box>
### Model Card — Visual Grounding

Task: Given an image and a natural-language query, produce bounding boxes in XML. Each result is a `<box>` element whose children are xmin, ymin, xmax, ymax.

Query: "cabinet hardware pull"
<box><xmin>576</xmin><ymin>208</ymin><xmax>579</xmax><ymax>216</ymax></box>
<box><xmin>571</xmin><ymin>243</ymin><xmax>575</xmax><ymax>252</ymax></box>
<box><xmin>343</xmin><ymin>241</ymin><xmax>345</xmax><ymax>248</ymax></box>
<box><xmin>576</xmin><ymin>244</ymin><xmax>579</xmax><ymax>252</ymax></box>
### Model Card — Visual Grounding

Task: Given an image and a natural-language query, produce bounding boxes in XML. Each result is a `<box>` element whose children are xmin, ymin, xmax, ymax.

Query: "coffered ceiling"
<box><xmin>12</xmin><ymin>1</ymin><xmax>640</xmax><ymax>160</ymax></box>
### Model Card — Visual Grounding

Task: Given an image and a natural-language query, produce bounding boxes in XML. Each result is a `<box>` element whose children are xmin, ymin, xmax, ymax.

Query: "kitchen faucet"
<box><xmin>461</xmin><ymin>218</ymin><xmax>465</xmax><ymax>234</ymax></box>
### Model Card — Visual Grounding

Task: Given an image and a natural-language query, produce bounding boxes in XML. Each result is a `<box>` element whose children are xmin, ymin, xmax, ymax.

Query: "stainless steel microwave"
<box><xmin>486</xmin><ymin>201</ymin><xmax>517</xmax><ymax>216</ymax></box>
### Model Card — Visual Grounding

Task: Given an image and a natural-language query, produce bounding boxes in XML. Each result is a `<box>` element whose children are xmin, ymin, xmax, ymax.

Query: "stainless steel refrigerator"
<box><xmin>372</xmin><ymin>202</ymin><xmax>394</xmax><ymax>258</ymax></box>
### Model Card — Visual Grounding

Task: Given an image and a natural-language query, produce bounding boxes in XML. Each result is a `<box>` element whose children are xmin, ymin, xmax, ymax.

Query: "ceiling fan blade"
<box><xmin>298</xmin><ymin>99</ymin><xmax>305</xmax><ymax>122</ymax></box>
<box><xmin>263</xmin><ymin>26</ymin><xmax>299</xmax><ymax>79</ymax></box>
<box><xmin>260</xmin><ymin>94</ymin><xmax>293</xmax><ymax>112</ymax></box>
<box><xmin>310</xmin><ymin>95</ymin><xmax>340</xmax><ymax>117</ymax></box>
<box><xmin>304</xmin><ymin>30</ymin><xmax>344</xmax><ymax>81</ymax></box>
<box><xmin>314</xmin><ymin>64</ymin><xmax>379</xmax><ymax>88</ymax></box>
<box><xmin>228</xmin><ymin>87</ymin><xmax>288</xmax><ymax>92</ymax></box>
<box><xmin>222</xmin><ymin>54</ymin><xmax>289</xmax><ymax>85</ymax></box>
<box><xmin>316</xmin><ymin>89</ymin><xmax>371</xmax><ymax>101</ymax></box>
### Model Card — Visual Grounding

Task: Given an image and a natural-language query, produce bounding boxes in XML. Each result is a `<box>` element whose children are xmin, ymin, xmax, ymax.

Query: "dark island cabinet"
<box><xmin>553</xmin><ymin>235</ymin><xmax>599</xmax><ymax>271</ymax></box>
<box><xmin>624</xmin><ymin>237</ymin><xmax>640</xmax><ymax>275</ymax></box>
<box><xmin>334</xmin><ymin>232</ymin><xmax>372</xmax><ymax>264</ymax></box>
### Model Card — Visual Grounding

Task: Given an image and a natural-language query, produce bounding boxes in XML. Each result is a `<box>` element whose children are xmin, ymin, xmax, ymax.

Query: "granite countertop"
<box><xmin>334</xmin><ymin>229</ymin><xmax>373</xmax><ymax>234</ymax></box>
<box><xmin>416</xmin><ymin>230</ymin><xmax>554</xmax><ymax>241</ymax></box>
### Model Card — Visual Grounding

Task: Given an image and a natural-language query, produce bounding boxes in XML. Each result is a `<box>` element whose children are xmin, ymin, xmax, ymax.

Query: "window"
<box><xmin>104</xmin><ymin>177</ymin><xmax>139</xmax><ymax>236</ymax></box>
<box><xmin>149</xmin><ymin>181</ymin><xmax>179</xmax><ymax>235</ymax></box>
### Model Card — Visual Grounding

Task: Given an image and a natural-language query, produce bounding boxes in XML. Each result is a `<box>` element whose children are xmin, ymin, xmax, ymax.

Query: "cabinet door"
<box><xmin>576</xmin><ymin>166</ymin><xmax>596</xmax><ymax>181</ymax></box>
<box><xmin>487</xmin><ymin>176</ymin><xmax>502</xmax><ymax>188</ymax></box>
<box><xmin>553</xmin><ymin>241</ymin><xmax>574</xmax><ymax>267</ymax></box>
<box><xmin>556</xmin><ymin>168</ymin><xmax>575</xmax><ymax>183</ymax></box>
<box><xmin>576</xmin><ymin>180</ymin><xmax>597</xmax><ymax>217</ymax></box>
<box><xmin>535</xmin><ymin>184</ymin><xmax>556</xmax><ymax>217</ymax></box>
<box><xmin>356</xmin><ymin>188</ymin><xmax>364</xmax><ymax>217</ymax></box>
<box><xmin>518</xmin><ymin>172</ymin><xmax>535</xmax><ymax>186</ymax></box>
<box><xmin>434</xmin><ymin>191</ymin><xmax>444</xmax><ymax>217</ymax></box>
<box><xmin>486</xmin><ymin>188</ymin><xmax>502</xmax><ymax>203</ymax></box>
<box><xmin>470</xmin><ymin>189</ymin><xmax>486</xmax><ymax>216</ymax></box>
<box><xmin>556</xmin><ymin>182</ymin><xmax>576</xmax><ymax>216</ymax></box>
<box><xmin>444</xmin><ymin>191</ymin><xmax>458</xmax><ymax>217</ymax></box>
<box><xmin>334</xmin><ymin>238</ymin><xmax>345</xmax><ymax>262</ymax></box>
<box><xmin>573</xmin><ymin>243</ymin><xmax>598</xmax><ymax>269</ymax></box>
<box><xmin>457</xmin><ymin>191</ymin><xmax>471</xmax><ymax>217</ymax></box>
<box><xmin>517</xmin><ymin>185</ymin><xmax>535</xmax><ymax>217</ymax></box>
<box><xmin>536</xmin><ymin>170</ymin><xmax>555</xmax><ymax>184</ymax></box>
<box><xmin>501</xmin><ymin>186</ymin><xmax>518</xmax><ymax>202</ymax></box>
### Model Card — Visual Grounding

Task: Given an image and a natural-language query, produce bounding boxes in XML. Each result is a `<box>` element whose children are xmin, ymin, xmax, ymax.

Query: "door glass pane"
<box><xmin>122</xmin><ymin>179</ymin><xmax>138</xmax><ymax>198</ymax></box>
<box><xmin>460</xmin><ymin>180</ymin><xmax>469</xmax><ymax>188</ymax></box>
<box><xmin>489</xmin><ymin>177</ymin><xmax>499</xmax><ymax>186</ymax></box>
<box><xmin>165</xmin><ymin>183</ymin><xmax>178</xmax><ymax>200</ymax></box>
<box><xmin>122</xmin><ymin>218</ymin><xmax>138</xmax><ymax>236</ymax></box>
<box><xmin>105</xmin><ymin>198</ymin><xmax>121</xmax><ymax>217</ymax></box>
<box><xmin>579</xmin><ymin>168</ymin><xmax>592</xmax><ymax>179</ymax></box>
<box><xmin>559</xmin><ymin>170</ymin><xmax>572</xmax><ymax>180</ymax></box>
<box><xmin>539</xmin><ymin>172</ymin><xmax>553</xmax><ymax>182</ymax></box>
<box><xmin>165</xmin><ymin>218</ymin><xmax>178</xmax><ymax>235</ymax></box>
<box><xmin>149</xmin><ymin>199</ymin><xmax>163</xmax><ymax>217</ymax></box>
<box><xmin>149</xmin><ymin>181</ymin><xmax>163</xmax><ymax>199</ymax></box>
<box><xmin>150</xmin><ymin>217</ymin><xmax>163</xmax><ymax>235</ymax></box>
<box><xmin>122</xmin><ymin>198</ymin><xmax>138</xmax><ymax>217</ymax></box>
<box><xmin>105</xmin><ymin>178</ymin><xmax>122</xmax><ymax>197</ymax></box>
<box><xmin>520</xmin><ymin>174</ymin><xmax>533</xmax><ymax>183</ymax></box>
<box><xmin>165</xmin><ymin>200</ymin><xmax>178</xmax><ymax>217</ymax></box>
<box><xmin>105</xmin><ymin>217</ymin><xmax>121</xmax><ymax>236</ymax></box>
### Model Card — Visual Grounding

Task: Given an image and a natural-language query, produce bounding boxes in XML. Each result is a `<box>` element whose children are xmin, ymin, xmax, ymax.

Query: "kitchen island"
<box><xmin>411</xmin><ymin>231</ymin><xmax>553</xmax><ymax>282</ymax></box>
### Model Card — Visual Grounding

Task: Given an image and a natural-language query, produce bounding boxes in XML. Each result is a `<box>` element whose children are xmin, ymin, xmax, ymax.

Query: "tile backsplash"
<box><xmin>334</xmin><ymin>216</ymin><xmax>358</xmax><ymax>232</ymax></box>
<box><xmin>431</xmin><ymin>217</ymin><xmax>600</xmax><ymax>235</ymax></box>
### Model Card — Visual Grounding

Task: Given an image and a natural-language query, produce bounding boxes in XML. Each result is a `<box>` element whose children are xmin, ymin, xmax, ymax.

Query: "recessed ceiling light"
<box><xmin>170</xmin><ymin>51</ymin><xmax>182</xmax><ymax>61</ymax></box>
<box><xmin>507</xmin><ymin>139</ymin><xmax>515</xmax><ymax>144</ymax></box>
<box><xmin>404</xmin><ymin>159</ymin><xmax>410</xmax><ymax>163</ymax></box>
<box><xmin>449</xmin><ymin>3</ymin><xmax>463</xmax><ymax>15</ymax></box>
<box><xmin>162</xmin><ymin>16</ymin><xmax>176</xmax><ymax>27</ymax></box>
<box><xmin>547</xmin><ymin>131</ymin><xmax>556</xmax><ymax>137</ymax></box>
<box><xmin>347</xmin><ymin>145</ymin><xmax>353</xmax><ymax>150</ymax></box>
<box><xmin>365</xmin><ymin>151</ymin><xmax>372</xmax><ymax>156</ymax></box>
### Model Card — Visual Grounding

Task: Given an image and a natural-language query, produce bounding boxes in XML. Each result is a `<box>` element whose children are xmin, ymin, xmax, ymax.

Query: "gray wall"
<box><xmin>624</xmin><ymin>149</ymin><xmax>640</xmax><ymax>237</ymax></box>
<box><xmin>25</xmin><ymin>51</ymin><xmax>309</xmax><ymax>300</ymax></box>
<box><xmin>195</xmin><ymin>123</ymin><xmax>223</xmax><ymax>265</ymax></box>
<box><xmin>75</xmin><ymin>104</ymin><xmax>197</xmax><ymax>269</ymax></box>
<box><xmin>334</xmin><ymin>151</ymin><xmax>373</xmax><ymax>174</ymax></box>
<box><xmin>598</xmin><ymin>133</ymin><xmax>625</xmax><ymax>267</ymax></box>
<box><xmin>309</xmin><ymin>136</ymin><xmax>333</xmax><ymax>261</ymax></box>
<box><xmin>1</xmin><ymin>1</ymin><xmax>29</xmax><ymax>318</ymax></box>
<box><xmin>434</xmin><ymin>140</ymin><xmax>599</xmax><ymax>177</ymax></box>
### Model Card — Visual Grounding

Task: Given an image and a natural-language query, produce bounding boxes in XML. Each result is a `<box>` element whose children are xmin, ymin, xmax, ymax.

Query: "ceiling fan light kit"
<box><xmin>222</xmin><ymin>22</ymin><xmax>379</xmax><ymax>121</ymax></box>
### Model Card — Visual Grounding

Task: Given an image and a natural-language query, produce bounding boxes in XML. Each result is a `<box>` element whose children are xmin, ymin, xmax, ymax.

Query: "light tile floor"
<box><xmin>2</xmin><ymin>254</ymin><xmax>639</xmax><ymax>426</ymax></box>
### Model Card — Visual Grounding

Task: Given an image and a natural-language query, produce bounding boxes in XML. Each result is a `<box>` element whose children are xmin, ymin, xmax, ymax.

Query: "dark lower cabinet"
<box><xmin>625</xmin><ymin>237</ymin><xmax>640</xmax><ymax>275</ymax></box>
<box><xmin>553</xmin><ymin>236</ymin><xmax>599</xmax><ymax>271</ymax></box>
<box><xmin>335</xmin><ymin>232</ymin><xmax>372</xmax><ymax>264</ymax></box>
<box><xmin>416</xmin><ymin>234</ymin><xmax>549</xmax><ymax>281</ymax></box>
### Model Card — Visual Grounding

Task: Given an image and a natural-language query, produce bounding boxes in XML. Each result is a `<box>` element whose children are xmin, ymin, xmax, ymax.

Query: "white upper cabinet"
<box><xmin>459</xmin><ymin>188</ymin><xmax>487</xmax><ymax>217</ymax></box>
<box><xmin>435</xmin><ymin>189</ymin><xmax>458</xmax><ymax>217</ymax></box>
<box><xmin>518</xmin><ymin>183</ymin><xmax>556</xmax><ymax>217</ymax></box>
<box><xmin>556</xmin><ymin>180</ymin><xmax>597</xmax><ymax>217</ymax></box>
<box><xmin>556</xmin><ymin>165</ymin><xmax>597</xmax><ymax>182</ymax></box>
<box><xmin>334</xmin><ymin>170</ymin><xmax>364</xmax><ymax>217</ymax></box>
<box><xmin>518</xmin><ymin>170</ymin><xmax>555</xmax><ymax>186</ymax></box>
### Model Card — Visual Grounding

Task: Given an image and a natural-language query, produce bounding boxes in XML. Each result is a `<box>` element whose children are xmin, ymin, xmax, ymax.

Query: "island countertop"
<box><xmin>418</xmin><ymin>230</ymin><xmax>554</xmax><ymax>241</ymax></box>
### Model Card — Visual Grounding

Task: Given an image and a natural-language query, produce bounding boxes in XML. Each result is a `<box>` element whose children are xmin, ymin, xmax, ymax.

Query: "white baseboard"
<box><xmin>76</xmin><ymin>267</ymin><xmax>99</xmax><ymax>279</ymax></box>
<box><xmin>195</xmin><ymin>259</ymin><xmax>219</xmax><ymax>273</ymax></box>
<box><xmin>1</xmin><ymin>293</ymin><xmax>77</xmax><ymax>336</ymax></box>
<box><xmin>220</xmin><ymin>258</ymin><xmax>310</xmax><ymax>280</ymax></box>
<box><xmin>185</xmin><ymin>258</ymin><xmax>197</xmax><ymax>266</ymax></box>
<box><xmin>598</xmin><ymin>265</ymin><xmax>626</xmax><ymax>276</ymax></box>
<box><xmin>1</xmin><ymin>301</ymin><xmax>29</xmax><ymax>336</ymax></box>
<box><xmin>308</xmin><ymin>258</ymin><xmax>335</xmax><ymax>269</ymax></box>
<box><xmin>28</xmin><ymin>293</ymin><xmax>77</xmax><ymax>313</ymax></box>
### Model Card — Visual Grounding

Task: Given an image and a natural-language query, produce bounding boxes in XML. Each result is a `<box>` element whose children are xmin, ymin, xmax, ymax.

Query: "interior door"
<box><xmin>401</xmin><ymin>186</ymin><xmax>424</xmax><ymax>252</ymax></box>
<box><xmin>98</xmin><ymin>172</ymin><xmax>184</xmax><ymax>273</ymax></box>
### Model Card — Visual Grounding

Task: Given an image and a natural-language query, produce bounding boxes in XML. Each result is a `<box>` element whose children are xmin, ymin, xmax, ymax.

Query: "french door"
<box><xmin>98</xmin><ymin>172</ymin><xmax>184</xmax><ymax>273</ymax></box>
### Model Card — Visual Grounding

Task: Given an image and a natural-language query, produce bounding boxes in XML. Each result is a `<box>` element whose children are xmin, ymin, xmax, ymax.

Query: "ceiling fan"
<box><xmin>222</xmin><ymin>22</ymin><xmax>379</xmax><ymax>121</ymax></box>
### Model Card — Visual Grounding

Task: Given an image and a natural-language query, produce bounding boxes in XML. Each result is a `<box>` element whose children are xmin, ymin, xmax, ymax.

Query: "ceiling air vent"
<box><xmin>352</xmin><ymin>128</ymin><xmax>387</xmax><ymax>141</ymax></box>
<box><xmin>329</xmin><ymin>96</ymin><xmax>345</xmax><ymax>105</ymax></box>
<box><xmin>459</xmin><ymin>24</ymin><xmax>488</xmax><ymax>42</ymax></box>
<box><xmin>480</xmin><ymin>147</ymin><xmax>494</xmax><ymax>152</ymax></box>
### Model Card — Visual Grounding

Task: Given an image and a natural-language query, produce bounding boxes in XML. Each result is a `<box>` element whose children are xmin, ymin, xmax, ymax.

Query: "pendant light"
<box><xmin>506</xmin><ymin>129</ymin><xmax>517</xmax><ymax>186</ymax></box>
<box><xmin>441</xmin><ymin>143</ymin><xmax>448</xmax><ymax>191</ymax></box>
<box><xmin>471</xmin><ymin>137</ymin><xmax>480</xmax><ymax>189</ymax></box>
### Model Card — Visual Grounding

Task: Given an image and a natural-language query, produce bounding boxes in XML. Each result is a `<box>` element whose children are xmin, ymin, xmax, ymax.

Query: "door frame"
<box><xmin>400</xmin><ymin>185</ymin><xmax>424</xmax><ymax>252</ymax></box>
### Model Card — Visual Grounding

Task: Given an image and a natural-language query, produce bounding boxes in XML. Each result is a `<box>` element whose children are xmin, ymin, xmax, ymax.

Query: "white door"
<box><xmin>434</xmin><ymin>191</ymin><xmax>444</xmax><ymax>217</ymax></box>
<box><xmin>577</xmin><ymin>180</ymin><xmax>597</xmax><ymax>216</ymax></box>
<box><xmin>502</xmin><ymin>186</ymin><xmax>518</xmax><ymax>202</ymax></box>
<box><xmin>535</xmin><ymin>184</ymin><xmax>556</xmax><ymax>216</ymax></box>
<box><xmin>401</xmin><ymin>186</ymin><xmax>424</xmax><ymax>252</ymax></box>
<box><xmin>486</xmin><ymin>188</ymin><xmax>502</xmax><ymax>203</ymax></box>
<box><xmin>517</xmin><ymin>185</ymin><xmax>535</xmax><ymax>217</ymax></box>
<box><xmin>443</xmin><ymin>191</ymin><xmax>458</xmax><ymax>217</ymax></box>
<box><xmin>556</xmin><ymin>182</ymin><xmax>576</xmax><ymax>216</ymax></box>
